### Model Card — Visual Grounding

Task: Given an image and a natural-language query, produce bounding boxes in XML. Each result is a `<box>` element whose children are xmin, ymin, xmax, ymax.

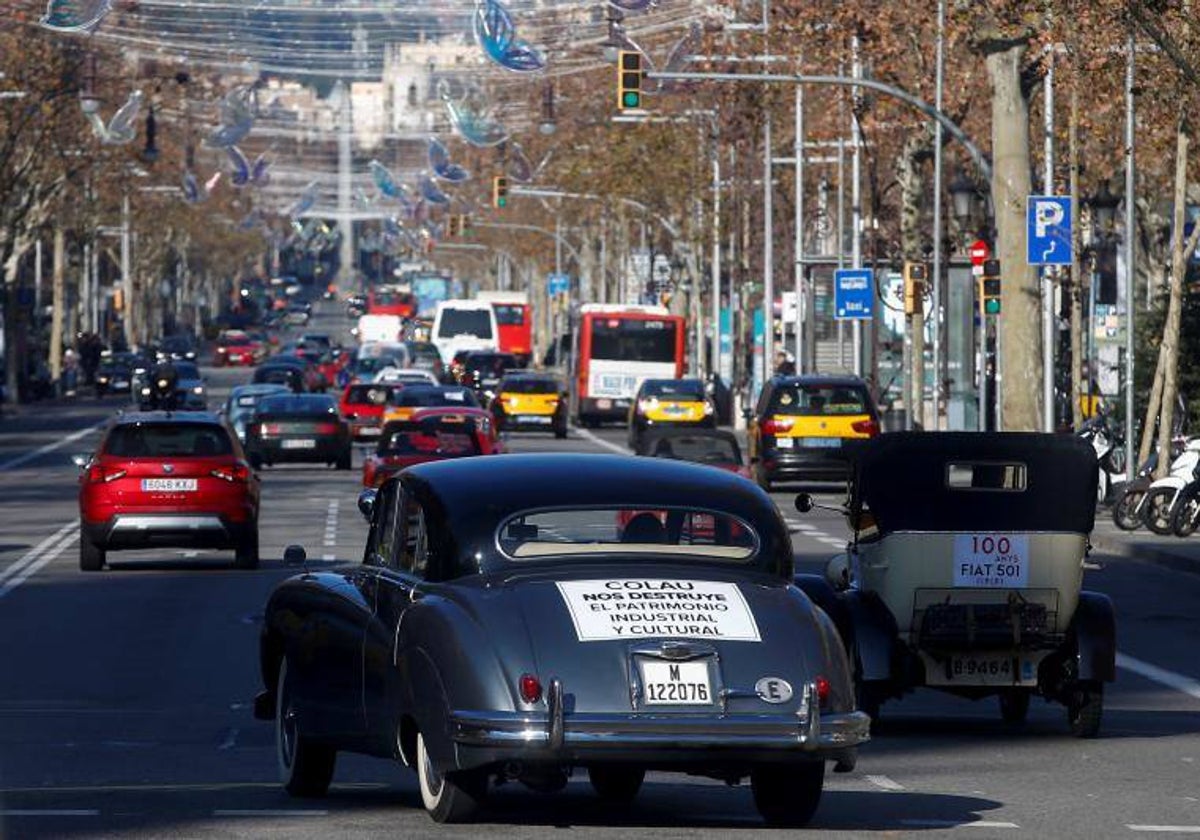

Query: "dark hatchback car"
<box><xmin>458</xmin><ymin>351</ymin><xmax>521</xmax><ymax>402</ymax></box>
<box><xmin>95</xmin><ymin>353</ymin><xmax>140</xmax><ymax>396</ymax></box>
<box><xmin>405</xmin><ymin>340</ymin><xmax>446</xmax><ymax>382</ymax></box>
<box><xmin>747</xmin><ymin>375</ymin><xmax>880</xmax><ymax>490</ymax></box>
<box><xmin>245</xmin><ymin>393</ymin><xmax>352</xmax><ymax>470</ymax></box>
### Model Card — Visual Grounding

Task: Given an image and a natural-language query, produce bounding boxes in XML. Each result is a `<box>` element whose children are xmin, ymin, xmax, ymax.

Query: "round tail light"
<box><xmin>518</xmin><ymin>673</ymin><xmax>542</xmax><ymax>704</ymax></box>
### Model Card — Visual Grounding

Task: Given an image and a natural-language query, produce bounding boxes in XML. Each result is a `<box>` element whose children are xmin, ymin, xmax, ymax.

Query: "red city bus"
<box><xmin>573</xmin><ymin>304</ymin><xmax>686</xmax><ymax>426</ymax></box>
<box><xmin>367</xmin><ymin>286</ymin><xmax>417</xmax><ymax>319</ymax></box>
<box><xmin>476</xmin><ymin>293</ymin><xmax>532</xmax><ymax>364</ymax></box>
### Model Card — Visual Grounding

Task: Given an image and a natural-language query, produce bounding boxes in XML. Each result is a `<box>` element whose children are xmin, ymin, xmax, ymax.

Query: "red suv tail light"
<box><xmin>86</xmin><ymin>464</ymin><xmax>127</xmax><ymax>483</ymax></box>
<box><xmin>262</xmin><ymin>423</ymin><xmax>283</xmax><ymax>435</ymax></box>
<box><xmin>314</xmin><ymin>422</ymin><xmax>339</xmax><ymax>434</ymax></box>
<box><xmin>210</xmin><ymin>462</ymin><xmax>252</xmax><ymax>483</ymax></box>
<box><xmin>815</xmin><ymin>675</ymin><xmax>830</xmax><ymax>710</ymax></box>
<box><xmin>761</xmin><ymin>417</ymin><xmax>794</xmax><ymax>436</ymax></box>
<box><xmin>851</xmin><ymin>419</ymin><xmax>880</xmax><ymax>437</ymax></box>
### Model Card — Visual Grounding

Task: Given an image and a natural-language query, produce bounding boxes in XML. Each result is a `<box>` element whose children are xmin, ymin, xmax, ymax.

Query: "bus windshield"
<box><xmin>590</xmin><ymin>318</ymin><xmax>676</xmax><ymax>362</ymax></box>
<box><xmin>494</xmin><ymin>304</ymin><xmax>526</xmax><ymax>326</ymax></box>
<box><xmin>438</xmin><ymin>309</ymin><xmax>493</xmax><ymax>339</ymax></box>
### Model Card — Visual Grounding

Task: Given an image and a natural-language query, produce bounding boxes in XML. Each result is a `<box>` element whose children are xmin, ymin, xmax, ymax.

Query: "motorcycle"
<box><xmin>138</xmin><ymin>363</ymin><xmax>179</xmax><ymax>411</ymax></box>
<box><xmin>1136</xmin><ymin>437</ymin><xmax>1200</xmax><ymax>536</ymax></box>
<box><xmin>1111</xmin><ymin>453</ymin><xmax>1158</xmax><ymax>531</ymax></box>
<box><xmin>1078</xmin><ymin>413</ymin><xmax>1125</xmax><ymax>505</ymax></box>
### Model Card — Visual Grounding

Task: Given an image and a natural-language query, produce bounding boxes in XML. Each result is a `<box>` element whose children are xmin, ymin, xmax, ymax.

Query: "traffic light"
<box><xmin>902</xmin><ymin>261</ymin><xmax>926</xmax><ymax>316</ymax></box>
<box><xmin>492</xmin><ymin>175</ymin><xmax>508</xmax><ymax>209</ymax></box>
<box><xmin>617</xmin><ymin>50</ymin><xmax>643</xmax><ymax>111</ymax></box>
<box><xmin>447</xmin><ymin>215</ymin><xmax>461</xmax><ymax>237</ymax></box>
<box><xmin>980</xmin><ymin>258</ymin><xmax>1001</xmax><ymax>315</ymax></box>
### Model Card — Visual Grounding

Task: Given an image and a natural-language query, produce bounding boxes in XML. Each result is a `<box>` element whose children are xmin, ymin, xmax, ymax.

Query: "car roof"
<box><xmin>112</xmin><ymin>411</ymin><xmax>223</xmax><ymax>426</ymax></box>
<box><xmin>770</xmin><ymin>374</ymin><xmax>871</xmax><ymax>388</ymax></box>
<box><xmin>231</xmin><ymin>383</ymin><xmax>290</xmax><ymax>396</ymax></box>
<box><xmin>395</xmin><ymin>454</ymin><xmax>791</xmax><ymax>579</ymax></box>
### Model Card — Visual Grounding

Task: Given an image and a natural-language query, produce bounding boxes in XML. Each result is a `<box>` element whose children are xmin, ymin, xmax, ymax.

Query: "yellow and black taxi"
<box><xmin>490</xmin><ymin>373</ymin><xmax>568</xmax><ymax>438</ymax></box>
<box><xmin>627</xmin><ymin>377</ymin><xmax>715</xmax><ymax>450</ymax></box>
<box><xmin>747</xmin><ymin>375</ymin><xmax>879</xmax><ymax>490</ymax></box>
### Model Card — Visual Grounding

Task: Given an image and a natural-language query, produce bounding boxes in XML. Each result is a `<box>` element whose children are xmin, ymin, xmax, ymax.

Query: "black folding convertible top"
<box><xmin>852</xmin><ymin>432</ymin><xmax>1097</xmax><ymax>535</ymax></box>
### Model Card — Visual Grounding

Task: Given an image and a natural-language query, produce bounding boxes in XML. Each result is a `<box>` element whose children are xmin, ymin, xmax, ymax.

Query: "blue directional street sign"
<box><xmin>833</xmin><ymin>268</ymin><xmax>875</xmax><ymax>320</ymax></box>
<box><xmin>547</xmin><ymin>272</ymin><xmax>570</xmax><ymax>295</ymax></box>
<box><xmin>1027</xmin><ymin>195</ymin><xmax>1073</xmax><ymax>266</ymax></box>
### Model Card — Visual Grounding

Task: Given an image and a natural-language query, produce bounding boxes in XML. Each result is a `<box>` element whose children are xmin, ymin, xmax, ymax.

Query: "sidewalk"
<box><xmin>1091</xmin><ymin>517</ymin><xmax>1200</xmax><ymax>576</ymax></box>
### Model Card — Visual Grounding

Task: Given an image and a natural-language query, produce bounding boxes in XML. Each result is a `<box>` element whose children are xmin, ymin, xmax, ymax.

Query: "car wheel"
<box><xmin>79</xmin><ymin>534</ymin><xmax>105</xmax><ymax>572</ymax></box>
<box><xmin>587</xmin><ymin>765</ymin><xmax>644</xmax><ymax>803</ymax></box>
<box><xmin>235</xmin><ymin>529</ymin><xmax>260</xmax><ymax>570</ymax></box>
<box><xmin>1067</xmin><ymin>681</ymin><xmax>1103</xmax><ymax>738</ymax></box>
<box><xmin>1171</xmin><ymin>486</ymin><xmax>1200</xmax><ymax>537</ymax></box>
<box><xmin>1143</xmin><ymin>487</ymin><xmax>1178</xmax><ymax>536</ymax></box>
<box><xmin>276</xmin><ymin>658</ymin><xmax>336</xmax><ymax>797</ymax></box>
<box><xmin>336</xmin><ymin>450</ymin><xmax>352</xmax><ymax>471</ymax></box>
<box><xmin>1111</xmin><ymin>489</ymin><xmax>1145</xmax><ymax>531</ymax></box>
<box><xmin>998</xmin><ymin>689</ymin><xmax>1031</xmax><ymax>724</ymax></box>
<box><xmin>750</xmin><ymin>761</ymin><xmax>824</xmax><ymax>827</ymax></box>
<box><xmin>416</xmin><ymin>731</ymin><xmax>484</xmax><ymax>823</ymax></box>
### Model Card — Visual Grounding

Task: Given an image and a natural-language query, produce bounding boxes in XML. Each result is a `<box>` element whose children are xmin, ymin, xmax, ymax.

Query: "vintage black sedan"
<box><xmin>254</xmin><ymin>454</ymin><xmax>869</xmax><ymax>825</ymax></box>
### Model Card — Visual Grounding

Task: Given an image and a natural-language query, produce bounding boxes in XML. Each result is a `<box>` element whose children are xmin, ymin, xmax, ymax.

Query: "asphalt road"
<box><xmin>1</xmin><ymin>303</ymin><xmax>1198</xmax><ymax>839</ymax></box>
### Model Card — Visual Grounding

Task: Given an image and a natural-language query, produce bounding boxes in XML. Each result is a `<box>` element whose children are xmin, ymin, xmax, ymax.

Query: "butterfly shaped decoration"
<box><xmin>657</xmin><ymin>22</ymin><xmax>701</xmax><ymax>93</ymax></box>
<box><xmin>206</xmin><ymin>86</ymin><xmax>255</xmax><ymax>148</ymax></box>
<box><xmin>83</xmin><ymin>89</ymin><xmax>143</xmax><ymax>145</ymax></box>
<box><xmin>472</xmin><ymin>0</ymin><xmax>546</xmax><ymax>73</ymax></box>
<box><xmin>420</xmin><ymin>175</ymin><xmax>451</xmax><ymax>205</ymax></box>
<box><xmin>440</xmin><ymin>81</ymin><xmax>508</xmax><ymax>148</ymax></box>
<box><xmin>226</xmin><ymin>146</ymin><xmax>270</xmax><ymax>188</ymax></box>
<box><xmin>608</xmin><ymin>0</ymin><xmax>656</xmax><ymax>11</ymax></box>
<box><xmin>39</xmin><ymin>0</ymin><xmax>111</xmax><ymax>32</ymax></box>
<box><xmin>428</xmin><ymin>138</ymin><xmax>470</xmax><ymax>183</ymax></box>
<box><xmin>369</xmin><ymin>159</ymin><xmax>406</xmax><ymax>200</ymax></box>
<box><xmin>181</xmin><ymin>170</ymin><xmax>222</xmax><ymax>204</ymax></box>
<box><xmin>506</xmin><ymin>141</ymin><xmax>535</xmax><ymax>183</ymax></box>
<box><xmin>287</xmin><ymin>180</ymin><xmax>320</xmax><ymax>219</ymax></box>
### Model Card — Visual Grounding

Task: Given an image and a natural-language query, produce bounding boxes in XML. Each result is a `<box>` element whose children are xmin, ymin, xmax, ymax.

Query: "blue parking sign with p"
<box><xmin>1027</xmin><ymin>196</ymin><xmax>1073</xmax><ymax>266</ymax></box>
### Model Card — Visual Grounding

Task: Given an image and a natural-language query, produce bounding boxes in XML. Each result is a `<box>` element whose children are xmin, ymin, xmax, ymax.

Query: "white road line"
<box><xmin>212</xmin><ymin>809</ymin><xmax>329</xmax><ymax>817</ymax></box>
<box><xmin>324</xmin><ymin>499</ymin><xmax>339</xmax><ymax>547</ymax></box>
<box><xmin>1128</xmin><ymin>828</ymin><xmax>1200</xmax><ymax>834</ymax></box>
<box><xmin>792</xmin><ymin>523</ymin><xmax>820</xmax><ymax>532</ymax></box>
<box><xmin>0</xmin><ymin>522</ymin><xmax>75</xmax><ymax>586</ymax></box>
<box><xmin>0</xmin><ymin>809</ymin><xmax>100</xmax><ymax>817</ymax></box>
<box><xmin>322</xmin><ymin>554</ymin><xmax>335</xmax><ymax>562</ymax></box>
<box><xmin>900</xmin><ymin>820</ymin><xmax>1019</xmax><ymax>829</ymax></box>
<box><xmin>865</xmin><ymin>774</ymin><xmax>905</xmax><ymax>792</ymax></box>
<box><xmin>1117</xmin><ymin>653</ymin><xmax>1200</xmax><ymax>702</ymax></box>
<box><xmin>0</xmin><ymin>526</ymin><xmax>78</xmax><ymax>600</ymax></box>
<box><xmin>574</xmin><ymin>427</ymin><xmax>629</xmax><ymax>455</ymax></box>
<box><xmin>0</xmin><ymin>421</ymin><xmax>105</xmax><ymax>471</ymax></box>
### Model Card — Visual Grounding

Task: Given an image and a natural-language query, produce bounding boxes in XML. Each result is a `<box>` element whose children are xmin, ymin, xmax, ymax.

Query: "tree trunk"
<box><xmin>49</xmin><ymin>227</ymin><xmax>65</xmax><ymax>386</ymax></box>
<box><xmin>897</xmin><ymin>131</ymin><xmax>928</xmax><ymax>429</ymax></box>
<box><xmin>986</xmin><ymin>43</ymin><xmax>1042</xmax><ymax>431</ymax></box>
<box><xmin>1139</xmin><ymin>346</ymin><xmax>1165</xmax><ymax>469</ymax></box>
<box><xmin>1155</xmin><ymin>119</ymin><xmax>1199</xmax><ymax>479</ymax></box>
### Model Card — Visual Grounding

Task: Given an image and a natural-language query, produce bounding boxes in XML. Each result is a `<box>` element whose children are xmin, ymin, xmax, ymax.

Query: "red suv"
<box><xmin>77</xmin><ymin>412</ymin><xmax>261</xmax><ymax>570</ymax></box>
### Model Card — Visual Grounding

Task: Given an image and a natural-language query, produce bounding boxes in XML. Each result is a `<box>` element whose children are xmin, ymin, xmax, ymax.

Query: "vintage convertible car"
<box><xmin>254</xmin><ymin>454</ymin><xmax>869</xmax><ymax>825</ymax></box>
<box><xmin>795</xmin><ymin>432</ymin><xmax>1114</xmax><ymax>737</ymax></box>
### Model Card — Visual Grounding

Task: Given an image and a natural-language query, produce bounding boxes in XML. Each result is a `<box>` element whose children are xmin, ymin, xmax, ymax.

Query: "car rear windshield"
<box><xmin>496</xmin><ymin>507</ymin><xmax>758</xmax><ymax>563</ymax></box>
<box><xmin>501</xmin><ymin>378</ymin><xmax>559</xmax><ymax>394</ymax></box>
<box><xmin>258</xmin><ymin>395</ymin><xmax>338</xmax><ymax>415</ymax></box>
<box><xmin>379</xmin><ymin>420</ymin><xmax>483</xmax><ymax>456</ymax></box>
<box><xmin>392</xmin><ymin>387</ymin><xmax>479</xmax><ymax>407</ymax></box>
<box><xmin>643</xmin><ymin>380</ymin><xmax>704</xmax><ymax>399</ymax></box>
<box><xmin>345</xmin><ymin>384</ymin><xmax>397</xmax><ymax>406</ymax></box>
<box><xmin>104</xmin><ymin>423</ymin><xmax>233</xmax><ymax>458</ymax></box>
<box><xmin>437</xmin><ymin>308</ymin><xmax>493</xmax><ymax>339</ymax></box>
<box><xmin>769</xmin><ymin>384</ymin><xmax>872</xmax><ymax>416</ymax></box>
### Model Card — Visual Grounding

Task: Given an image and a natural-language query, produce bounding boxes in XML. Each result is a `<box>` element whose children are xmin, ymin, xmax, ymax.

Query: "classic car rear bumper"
<box><xmin>448</xmin><ymin>706</ymin><xmax>870</xmax><ymax>768</ymax></box>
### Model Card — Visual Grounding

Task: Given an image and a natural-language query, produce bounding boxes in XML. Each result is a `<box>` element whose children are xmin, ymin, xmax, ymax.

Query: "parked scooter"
<box><xmin>1138</xmin><ymin>437</ymin><xmax>1200</xmax><ymax>535</ymax></box>
<box><xmin>1111</xmin><ymin>453</ymin><xmax>1158</xmax><ymax>531</ymax></box>
<box><xmin>1078</xmin><ymin>412</ymin><xmax>1124</xmax><ymax>505</ymax></box>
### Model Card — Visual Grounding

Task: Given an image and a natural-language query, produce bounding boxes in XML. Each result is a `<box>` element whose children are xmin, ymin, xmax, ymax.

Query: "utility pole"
<box><xmin>1042</xmin><ymin>56</ymin><xmax>1057</xmax><ymax>432</ymax></box>
<box><xmin>762</xmin><ymin>111</ymin><xmax>774</xmax><ymax>389</ymax></box>
<box><xmin>931</xmin><ymin>0</ymin><xmax>946</xmax><ymax>430</ymax></box>
<box><xmin>794</xmin><ymin>63</ymin><xmax>805</xmax><ymax>373</ymax></box>
<box><xmin>1124</xmin><ymin>30</ymin><xmax>1137</xmax><ymax>482</ymax></box>
<box><xmin>850</xmin><ymin>42</ymin><xmax>864</xmax><ymax>377</ymax></box>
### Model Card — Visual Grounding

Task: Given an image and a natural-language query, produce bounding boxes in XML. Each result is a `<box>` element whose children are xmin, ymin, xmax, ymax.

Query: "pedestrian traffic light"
<box><xmin>617</xmin><ymin>50</ymin><xmax>643</xmax><ymax>111</ymax></box>
<box><xmin>492</xmin><ymin>175</ymin><xmax>508</xmax><ymax>209</ymax></box>
<box><xmin>980</xmin><ymin>258</ymin><xmax>1001</xmax><ymax>315</ymax></box>
<box><xmin>903</xmin><ymin>261</ymin><xmax>926</xmax><ymax>316</ymax></box>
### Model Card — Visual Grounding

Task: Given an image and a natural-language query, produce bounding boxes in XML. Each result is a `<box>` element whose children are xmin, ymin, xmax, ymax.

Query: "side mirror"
<box><xmin>795</xmin><ymin>493</ymin><xmax>814</xmax><ymax>514</ymax></box>
<box><xmin>824</xmin><ymin>553</ymin><xmax>850</xmax><ymax>591</ymax></box>
<box><xmin>71</xmin><ymin>453</ymin><xmax>91</xmax><ymax>468</ymax></box>
<box><xmin>283</xmin><ymin>544</ymin><xmax>307</xmax><ymax>567</ymax></box>
<box><xmin>357</xmin><ymin>488</ymin><xmax>377</xmax><ymax>522</ymax></box>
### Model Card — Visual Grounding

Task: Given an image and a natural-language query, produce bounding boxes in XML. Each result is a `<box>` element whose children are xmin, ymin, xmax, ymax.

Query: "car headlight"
<box><xmin>98</xmin><ymin>376</ymin><xmax>109</xmax><ymax>384</ymax></box>
<box><xmin>141</xmin><ymin>387</ymin><xmax>151</xmax><ymax>396</ymax></box>
<box><xmin>704</xmin><ymin>401</ymin><xmax>715</xmax><ymax>415</ymax></box>
<box><xmin>157</xmin><ymin>378</ymin><xmax>170</xmax><ymax>389</ymax></box>
<box><xmin>192</xmin><ymin>385</ymin><xmax>205</xmax><ymax>395</ymax></box>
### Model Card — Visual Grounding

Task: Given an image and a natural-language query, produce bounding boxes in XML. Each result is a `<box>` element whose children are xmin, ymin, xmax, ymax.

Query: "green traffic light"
<box><xmin>622</xmin><ymin>91</ymin><xmax>640</xmax><ymax>108</ymax></box>
<box><xmin>984</xmin><ymin>299</ymin><xmax>1001</xmax><ymax>315</ymax></box>
<box><xmin>496</xmin><ymin>196</ymin><xmax>507</xmax><ymax>208</ymax></box>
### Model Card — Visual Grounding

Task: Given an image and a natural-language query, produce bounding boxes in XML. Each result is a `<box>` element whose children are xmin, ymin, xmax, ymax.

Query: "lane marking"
<box><xmin>0</xmin><ymin>522</ymin><xmax>75</xmax><ymax>586</ymax></box>
<box><xmin>900</xmin><ymin>820</ymin><xmax>1019</xmax><ymax>829</ymax></box>
<box><xmin>322</xmin><ymin>554</ymin><xmax>335</xmax><ymax>562</ymax></box>
<box><xmin>323</xmin><ymin>499</ymin><xmax>339</xmax><ymax>548</ymax></box>
<box><xmin>0</xmin><ymin>810</ymin><xmax>100</xmax><ymax>817</ymax></box>
<box><xmin>1117</xmin><ymin>653</ymin><xmax>1200</xmax><ymax>701</ymax></box>
<box><xmin>213</xmin><ymin>809</ymin><xmax>329</xmax><ymax>817</ymax></box>
<box><xmin>0</xmin><ymin>527</ymin><xmax>78</xmax><ymax>600</ymax></box>
<box><xmin>1128</xmin><ymin>825</ymin><xmax>1200</xmax><ymax>835</ymax></box>
<box><xmin>574</xmin><ymin>427</ymin><xmax>628</xmax><ymax>455</ymax></box>
<box><xmin>0</xmin><ymin>421</ymin><xmax>105</xmax><ymax>471</ymax></box>
<box><xmin>865</xmin><ymin>774</ymin><xmax>905</xmax><ymax>792</ymax></box>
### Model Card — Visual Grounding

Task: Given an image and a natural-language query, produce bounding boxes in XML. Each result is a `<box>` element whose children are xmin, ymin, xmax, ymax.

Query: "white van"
<box><xmin>431</xmin><ymin>299</ymin><xmax>499</xmax><ymax>363</ymax></box>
